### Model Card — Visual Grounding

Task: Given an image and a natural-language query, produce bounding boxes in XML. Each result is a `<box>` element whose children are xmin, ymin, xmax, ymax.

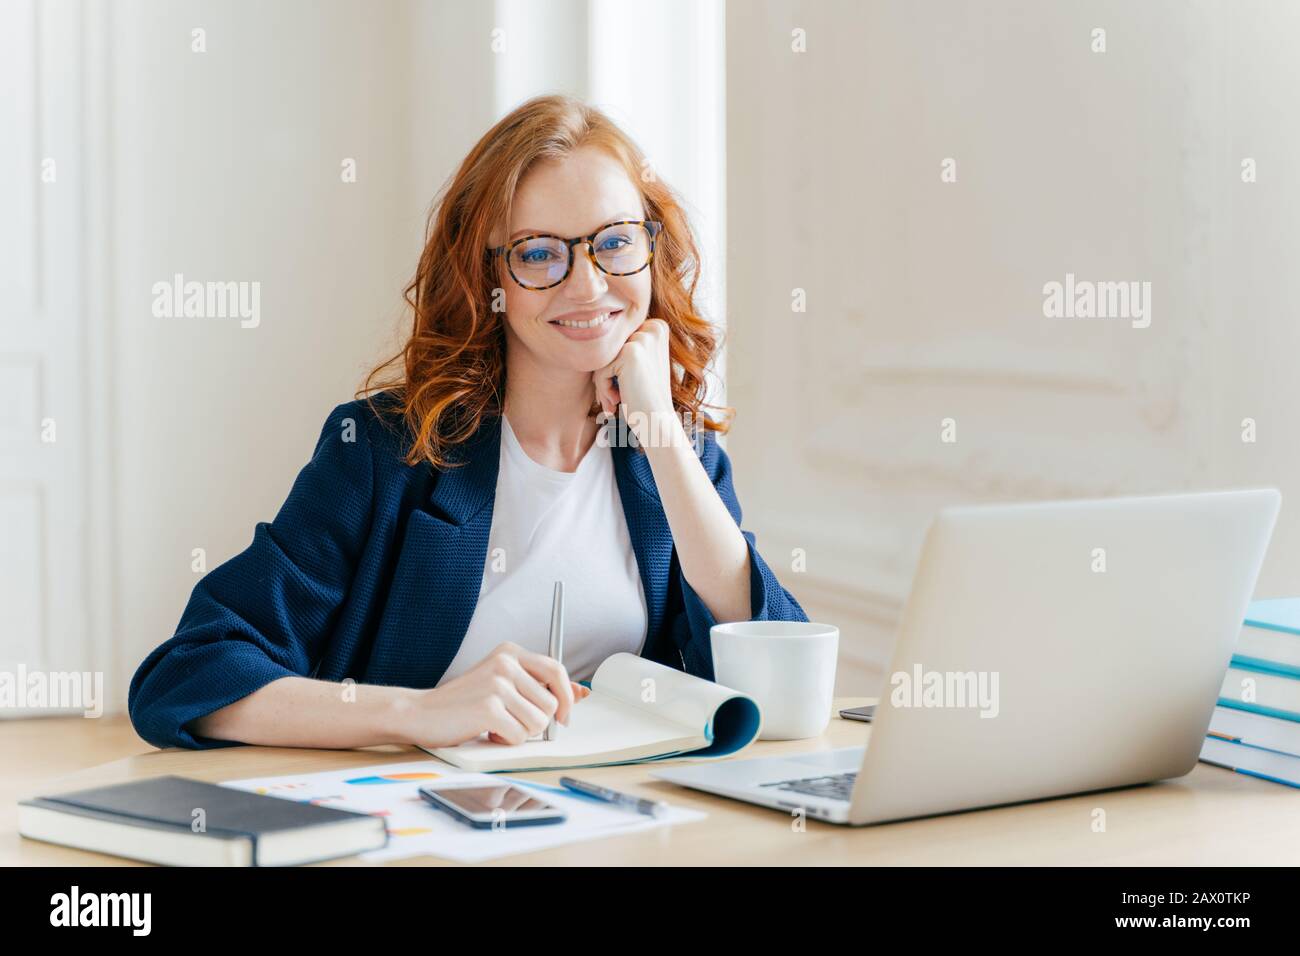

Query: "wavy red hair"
<box><xmin>359</xmin><ymin>93</ymin><xmax>732</xmax><ymax>469</ymax></box>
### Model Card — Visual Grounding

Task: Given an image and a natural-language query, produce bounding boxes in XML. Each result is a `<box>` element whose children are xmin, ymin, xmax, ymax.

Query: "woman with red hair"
<box><xmin>129</xmin><ymin>94</ymin><xmax>807</xmax><ymax>751</ymax></box>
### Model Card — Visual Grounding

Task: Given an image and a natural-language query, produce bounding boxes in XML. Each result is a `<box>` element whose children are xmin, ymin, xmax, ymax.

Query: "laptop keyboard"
<box><xmin>761</xmin><ymin>771</ymin><xmax>857</xmax><ymax>802</ymax></box>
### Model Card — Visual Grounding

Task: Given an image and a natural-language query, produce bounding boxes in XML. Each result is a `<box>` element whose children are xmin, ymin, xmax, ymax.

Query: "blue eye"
<box><xmin>520</xmin><ymin>248</ymin><xmax>556</xmax><ymax>265</ymax></box>
<box><xmin>598</xmin><ymin>235</ymin><xmax>631</xmax><ymax>252</ymax></box>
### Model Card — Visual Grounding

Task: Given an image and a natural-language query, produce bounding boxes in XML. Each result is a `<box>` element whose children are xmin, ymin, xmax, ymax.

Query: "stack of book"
<box><xmin>1200</xmin><ymin>598</ymin><xmax>1300</xmax><ymax>787</ymax></box>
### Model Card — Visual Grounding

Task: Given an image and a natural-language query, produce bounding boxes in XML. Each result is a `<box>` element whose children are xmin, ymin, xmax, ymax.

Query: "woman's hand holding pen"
<box><xmin>393</xmin><ymin>642</ymin><xmax>590</xmax><ymax>749</ymax></box>
<box><xmin>489</xmin><ymin>683</ymin><xmax>591</xmax><ymax>743</ymax></box>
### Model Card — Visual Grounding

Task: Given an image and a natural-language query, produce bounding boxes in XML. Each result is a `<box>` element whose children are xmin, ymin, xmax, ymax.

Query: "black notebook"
<box><xmin>19</xmin><ymin>775</ymin><xmax>388</xmax><ymax>866</ymax></box>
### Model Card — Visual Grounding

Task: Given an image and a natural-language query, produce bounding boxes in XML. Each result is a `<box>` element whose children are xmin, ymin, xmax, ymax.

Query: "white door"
<box><xmin>0</xmin><ymin>0</ymin><xmax>106</xmax><ymax>716</ymax></box>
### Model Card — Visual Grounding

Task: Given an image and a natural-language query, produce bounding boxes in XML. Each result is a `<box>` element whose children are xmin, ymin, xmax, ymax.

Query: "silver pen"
<box><xmin>543</xmin><ymin>580</ymin><xmax>565</xmax><ymax>741</ymax></box>
<box><xmin>559</xmin><ymin>777</ymin><xmax>670</xmax><ymax>818</ymax></box>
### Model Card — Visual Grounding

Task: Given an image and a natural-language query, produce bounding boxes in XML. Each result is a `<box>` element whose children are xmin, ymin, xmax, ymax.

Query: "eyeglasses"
<box><xmin>488</xmin><ymin>219</ymin><xmax>664</xmax><ymax>291</ymax></box>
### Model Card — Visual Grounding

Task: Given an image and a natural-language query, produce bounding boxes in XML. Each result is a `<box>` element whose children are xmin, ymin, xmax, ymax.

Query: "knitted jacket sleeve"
<box><xmin>669</xmin><ymin>432</ymin><xmax>810</xmax><ymax>680</ymax></box>
<box><xmin>127</xmin><ymin>403</ymin><xmax>375</xmax><ymax>750</ymax></box>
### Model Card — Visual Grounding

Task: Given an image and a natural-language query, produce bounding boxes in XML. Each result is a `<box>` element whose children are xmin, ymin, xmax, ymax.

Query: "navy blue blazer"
<box><xmin>128</xmin><ymin>395</ymin><xmax>808</xmax><ymax>750</ymax></box>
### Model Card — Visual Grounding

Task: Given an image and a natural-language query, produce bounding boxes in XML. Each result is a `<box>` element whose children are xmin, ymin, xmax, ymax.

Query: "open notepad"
<box><xmin>420</xmin><ymin>653</ymin><xmax>762</xmax><ymax>772</ymax></box>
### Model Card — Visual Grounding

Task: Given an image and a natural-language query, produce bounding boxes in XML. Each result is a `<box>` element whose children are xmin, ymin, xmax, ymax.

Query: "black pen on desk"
<box><xmin>559</xmin><ymin>777</ymin><xmax>670</xmax><ymax>818</ymax></box>
<box><xmin>544</xmin><ymin>580</ymin><xmax>564</xmax><ymax>742</ymax></box>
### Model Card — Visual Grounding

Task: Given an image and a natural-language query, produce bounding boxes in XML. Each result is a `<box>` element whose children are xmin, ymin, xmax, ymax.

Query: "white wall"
<box><xmin>726</xmin><ymin>0</ymin><xmax>1300</xmax><ymax>695</ymax></box>
<box><xmin>100</xmin><ymin>0</ymin><xmax>497</xmax><ymax>711</ymax></box>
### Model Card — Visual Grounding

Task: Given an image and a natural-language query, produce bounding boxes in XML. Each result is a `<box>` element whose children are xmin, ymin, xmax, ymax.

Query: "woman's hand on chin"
<box><xmin>592</xmin><ymin>318</ymin><xmax>679</xmax><ymax>445</ymax></box>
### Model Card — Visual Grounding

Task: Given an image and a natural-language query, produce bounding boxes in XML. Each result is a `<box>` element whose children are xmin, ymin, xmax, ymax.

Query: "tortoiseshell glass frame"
<box><xmin>487</xmin><ymin>219</ymin><xmax>664</xmax><ymax>291</ymax></box>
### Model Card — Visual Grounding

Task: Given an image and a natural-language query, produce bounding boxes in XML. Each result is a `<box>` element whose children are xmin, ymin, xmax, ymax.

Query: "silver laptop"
<box><xmin>651</xmin><ymin>489</ymin><xmax>1281</xmax><ymax>825</ymax></box>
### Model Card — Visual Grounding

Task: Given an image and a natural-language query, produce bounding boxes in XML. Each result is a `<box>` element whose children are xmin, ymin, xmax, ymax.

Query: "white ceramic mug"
<box><xmin>710</xmin><ymin>621</ymin><xmax>839</xmax><ymax>740</ymax></box>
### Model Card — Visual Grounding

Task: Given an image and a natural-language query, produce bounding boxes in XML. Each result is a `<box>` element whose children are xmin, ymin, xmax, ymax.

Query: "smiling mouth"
<box><xmin>549</xmin><ymin>309</ymin><xmax>622</xmax><ymax>329</ymax></box>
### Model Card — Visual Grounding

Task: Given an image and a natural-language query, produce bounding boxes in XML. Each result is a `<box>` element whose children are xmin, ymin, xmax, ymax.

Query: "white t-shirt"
<box><xmin>435</xmin><ymin>414</ymin><xmax>649</xmax><ymax>686</ymax></box>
